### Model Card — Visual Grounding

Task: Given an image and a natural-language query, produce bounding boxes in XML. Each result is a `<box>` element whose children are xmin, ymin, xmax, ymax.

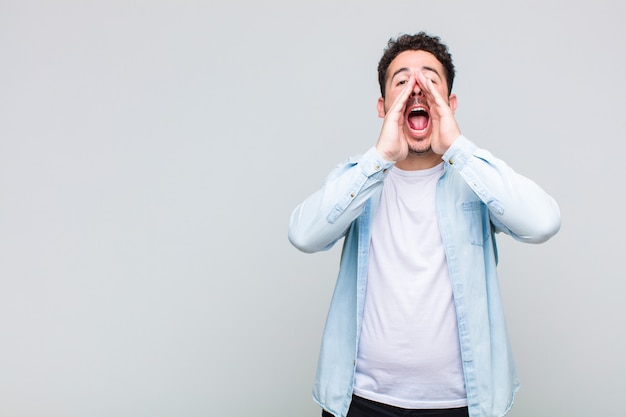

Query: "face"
<box><xmin>377</xmin><ymin>50</ymin><xmax>457</xmax><ymax>156</ymax></box>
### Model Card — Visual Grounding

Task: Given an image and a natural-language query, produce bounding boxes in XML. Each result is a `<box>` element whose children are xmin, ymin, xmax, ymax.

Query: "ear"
<box><xmin>377</xmin><ymin>97</ymin><xmax>386</xmax><ymax>118</ymax></box>
<box><xmin>449</xmin><ymin>94</ymin><xmax>458</xmax><ymax>113</ymax></box>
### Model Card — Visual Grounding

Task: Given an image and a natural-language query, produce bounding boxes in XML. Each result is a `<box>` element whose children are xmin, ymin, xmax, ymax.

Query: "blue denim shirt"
<box><xmin>288</xmin><ymin>136</ymin><xmax>561</xmax><ymax>417</ymax></box>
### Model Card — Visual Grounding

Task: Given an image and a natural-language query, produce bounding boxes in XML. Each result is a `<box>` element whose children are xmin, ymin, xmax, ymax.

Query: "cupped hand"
<box><xmin>415</xmin><ymin>71</ymin><xmax>461</xmax><ymax>155</ymax></box>
<box><xmin>374</xmin><ymin>76</ymin><xmax>415</xmax><ymax>162</ymax></box>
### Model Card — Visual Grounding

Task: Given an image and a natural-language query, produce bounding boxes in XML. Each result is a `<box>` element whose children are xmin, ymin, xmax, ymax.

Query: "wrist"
<box><xmin>375</xmin><ymin>144</ymin><xmax>399</xmax><ymax>162</ymax></box>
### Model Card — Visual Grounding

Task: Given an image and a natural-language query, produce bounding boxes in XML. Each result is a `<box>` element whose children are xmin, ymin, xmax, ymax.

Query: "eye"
<box><xmin>397</xmin><ymin>80</ymin><xmax>408</xmax><ymax>86</ymax></box>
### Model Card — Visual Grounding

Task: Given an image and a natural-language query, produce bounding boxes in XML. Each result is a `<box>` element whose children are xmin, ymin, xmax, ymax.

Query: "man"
<box><xmin>288</xmin><ymin>32</ymin><xmax>560</xmax><ymax>417</ymax></box>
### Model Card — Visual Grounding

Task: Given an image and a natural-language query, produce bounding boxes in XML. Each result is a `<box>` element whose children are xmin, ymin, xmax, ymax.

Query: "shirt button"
<box><xmin>449</xmin><ymin>159</ymin><xmax>454</xmax><ymax>165</ymax></box>
<box><xmin>374</xmin><ymin>164</ymin><xmax>380</xmax><ymax>171</ymax></box>
<box><xmin>350</xmin><ymin>192</ymin><xmax>355</xmax><ymax>198</ymax></box>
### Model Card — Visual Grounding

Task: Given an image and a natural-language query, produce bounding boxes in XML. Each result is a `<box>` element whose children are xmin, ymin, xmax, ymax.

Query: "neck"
<box><xmin>395</xmin><ymin>150</ymin><xmax>442</xmax><ymax>171</ymax></box>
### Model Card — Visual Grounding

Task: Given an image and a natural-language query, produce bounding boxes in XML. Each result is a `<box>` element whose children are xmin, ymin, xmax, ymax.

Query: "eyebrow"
<box><xmin>390</xmin><ymin>66</ymin><xmax>442</xmax><ymax>81</ymax></box>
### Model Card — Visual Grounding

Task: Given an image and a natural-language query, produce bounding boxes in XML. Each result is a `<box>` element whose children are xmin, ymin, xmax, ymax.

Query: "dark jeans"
<box><xmin>322</xmin><ymin>395</ymin><xmax>469</xmax><ymax>417</ymax></box>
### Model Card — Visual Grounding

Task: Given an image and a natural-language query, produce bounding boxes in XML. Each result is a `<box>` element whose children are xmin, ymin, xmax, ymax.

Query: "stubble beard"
<box><xmin>403</xmin><ymin>122</ymin><xmax>432</xmax><ymax>157</ymax></box>
<box><xmin>408</xmin><ymin>146</ymin><xmax>431</xmax><ymax>156</ymax></box>
<box><xmin>407</xmin><ymin>141</ymin><xmax>433</xmax><ymax>156</ymax></box>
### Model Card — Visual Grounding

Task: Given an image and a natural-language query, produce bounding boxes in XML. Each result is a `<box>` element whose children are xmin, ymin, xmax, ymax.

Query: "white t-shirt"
<box><xmin>354</xmin><ymin>163</ymin><xmax>467</xmax><ymax>409</ymax></box>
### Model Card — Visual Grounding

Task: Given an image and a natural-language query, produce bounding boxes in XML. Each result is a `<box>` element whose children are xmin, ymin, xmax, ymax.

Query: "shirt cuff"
<box><xmin>441</xmin><ymin>135</ymin><xmax>478</xmax><ymax>170</ymax></box>
<box><xmin>359</xmin><ymin>146</ymin><xmax>395</xmax><ymax>177</ymax></box>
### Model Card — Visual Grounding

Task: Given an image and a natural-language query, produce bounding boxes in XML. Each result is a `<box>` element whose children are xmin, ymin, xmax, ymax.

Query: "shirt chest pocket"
<box><xmin>462</xmin><ymin>200</ymin><xmax>487</xmax><ymax>246</ymax></box>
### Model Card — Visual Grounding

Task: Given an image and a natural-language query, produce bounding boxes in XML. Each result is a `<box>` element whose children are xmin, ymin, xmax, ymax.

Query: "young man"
<box><xmin>288</xmin><ymin>32</ymin><xmax>561</xmax><ymax>417</ymax></box>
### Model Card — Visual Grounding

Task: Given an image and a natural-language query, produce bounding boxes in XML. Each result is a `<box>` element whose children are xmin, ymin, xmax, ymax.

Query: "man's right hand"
<box><xmin>374</xmin><ymin>76</ymin><xmax>416</xmax><ymax>162</ymax></box>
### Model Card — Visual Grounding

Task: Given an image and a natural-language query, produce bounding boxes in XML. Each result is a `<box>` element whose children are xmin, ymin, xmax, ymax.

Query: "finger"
<box><xmin>388</xmin><ymin>77</ymin><xmax>416</xmax><ymax>115</ymax></box>
<box><xmin>416</xmin><ymin>71</ymin><xmax>446</xmax><ymax>106</ymax></box>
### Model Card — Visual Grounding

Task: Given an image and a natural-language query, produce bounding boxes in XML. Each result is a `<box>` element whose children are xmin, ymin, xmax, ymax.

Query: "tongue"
<box><xmin>408</xmin><ymin>114</ymin><xmax>428</xmax><ymax>130</ymax></box>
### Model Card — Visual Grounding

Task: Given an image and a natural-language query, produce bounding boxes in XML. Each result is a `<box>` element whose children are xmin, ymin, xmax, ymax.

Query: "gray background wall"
<box><xmin>1</xmin><ymin>1</ymin><xmax>624</xmax><ymax>416</ymax></box>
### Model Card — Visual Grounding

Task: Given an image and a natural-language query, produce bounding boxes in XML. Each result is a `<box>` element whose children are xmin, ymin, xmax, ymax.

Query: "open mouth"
<box><xmin>407</xmin><ymin>106</ymin><xmax>430</xmax><ymax>132</ymax></box>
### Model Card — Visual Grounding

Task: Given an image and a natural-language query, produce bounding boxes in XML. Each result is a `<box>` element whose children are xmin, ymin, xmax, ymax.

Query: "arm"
<box><xmin>443</xmin><ymin>136</ymin><xmax>561</xmax><ymax>243</ymax></box>
<box><xmin>288</xmin><ymin>76</ymin><xmax>411</xmax><ymax>253</ymax></box>
<box><xmin>290</xmin><ymin>71</ymin><xmax>431</xmax><ymax>252</ymax></box>
<box><xmin>416</xmin><ymin>71</ymin><xmax>560</xmax><ymax>243</ymax></box>
<box><xmin>288</xmin><ymin>147</ymin><xmax>394</xmax><ymax>253</ymax></box>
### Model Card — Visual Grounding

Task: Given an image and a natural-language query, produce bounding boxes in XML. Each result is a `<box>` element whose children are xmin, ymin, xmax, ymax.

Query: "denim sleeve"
<box><xmin>288</xmin><ymin>147</ymin><xmax>394</xmax><ymax>253</ymax></box>
<box><xmin>442</xmin><ymin>135</ymin><xmax>561</xmax><ymax>243</ymax></box>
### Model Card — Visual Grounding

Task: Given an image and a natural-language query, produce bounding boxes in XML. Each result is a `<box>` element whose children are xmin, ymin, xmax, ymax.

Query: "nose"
<box><xmin>411</xmin><ymin>84</ymin><xmax>423</xmax><ymax>97</ymax></box>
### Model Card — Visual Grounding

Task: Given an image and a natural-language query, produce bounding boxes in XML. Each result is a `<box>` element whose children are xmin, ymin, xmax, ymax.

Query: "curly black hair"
<box><xmin>377</xmin><ymin>32</ymin><xmax>455</xmax><ymax>98</ymax></box>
